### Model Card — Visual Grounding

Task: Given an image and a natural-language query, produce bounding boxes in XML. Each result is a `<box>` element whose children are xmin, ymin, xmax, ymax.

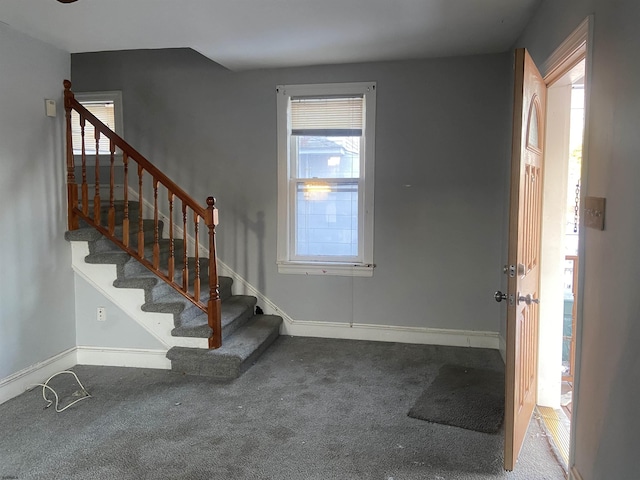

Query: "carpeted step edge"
<box><xmin>166</xmin><ymin>315</ymin><xmax>282</xmax><ymax>380</ymax></box>
<box><xmin>65</xmin><ymin>228</ymin><xmax>103</xmax><ymax>242</ymax></box>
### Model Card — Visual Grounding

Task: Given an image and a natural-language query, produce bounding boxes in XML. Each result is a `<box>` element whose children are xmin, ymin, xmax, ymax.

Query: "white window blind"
<box><xmin>291</xmin><ymin>96</ymin><xmax>363</xmax><ymax>135</ymax></box>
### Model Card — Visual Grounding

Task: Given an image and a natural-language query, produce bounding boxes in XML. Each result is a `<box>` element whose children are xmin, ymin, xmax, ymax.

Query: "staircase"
<box><xmin>63</xmin><ymin>80</ymin><xmax>281</xmax><ymax>379</ymax></box>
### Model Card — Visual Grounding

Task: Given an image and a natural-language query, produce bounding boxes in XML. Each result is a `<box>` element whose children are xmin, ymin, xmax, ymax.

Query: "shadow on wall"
<box><xmin>228</xmin><ymin>209</ymin><xmax>266</xmax><ymax>296</ymax></box>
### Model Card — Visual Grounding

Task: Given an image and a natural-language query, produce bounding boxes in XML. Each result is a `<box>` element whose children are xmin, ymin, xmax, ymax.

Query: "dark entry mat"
<box><xmin>408</xmin><ymin>364</ymin><xmax>504</xmax><ymax>434</ymax></box>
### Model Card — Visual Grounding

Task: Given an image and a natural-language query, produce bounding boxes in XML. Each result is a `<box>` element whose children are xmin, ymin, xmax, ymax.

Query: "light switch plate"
<box><xmin>45</xmin><ymin>99</ymin><xmax>56</xmax><ymax>117</ymax></box>
<box><xmin>584</xmin><ymin>196</ymin><xmax>606</xmax><ymax>230</ymax></box>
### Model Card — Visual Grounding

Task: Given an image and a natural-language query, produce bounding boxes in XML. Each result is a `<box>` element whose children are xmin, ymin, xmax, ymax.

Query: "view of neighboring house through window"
<box><xmin>276</xmin><ymin>82</ymin><xmax>376</xmax><ymax>276</ymax></box>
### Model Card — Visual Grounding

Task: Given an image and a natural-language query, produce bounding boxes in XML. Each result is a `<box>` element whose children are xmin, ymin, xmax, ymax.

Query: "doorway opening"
<box><xmin>536</xmin><ymin>55</ymin><xmax>586</xmax><ymax>468</ymax></box>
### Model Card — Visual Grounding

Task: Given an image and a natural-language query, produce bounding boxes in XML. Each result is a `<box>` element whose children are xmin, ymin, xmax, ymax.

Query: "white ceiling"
<box><xmin>0</xmin><ymin>0</ymin><xmax>540</xmax><ymax>71</ymax></box>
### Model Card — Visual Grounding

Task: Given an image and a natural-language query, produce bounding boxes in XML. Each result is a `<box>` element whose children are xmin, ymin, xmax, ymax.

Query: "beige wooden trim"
<box><xmin>543</xmin><ymin>17</ymin><xmax>590</xmax><ymax>86</ymax></box>
<box><xmin>540</xmin><ymin>16</ymin><xmax>593</xmax><ymax>471</ymax></box>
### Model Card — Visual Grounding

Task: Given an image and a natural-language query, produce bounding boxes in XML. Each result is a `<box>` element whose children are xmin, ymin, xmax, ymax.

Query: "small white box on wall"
<box><xmin>45</xmin><ymin>99</ymin><xmax>56</xmax><ymax>117</ymax></box>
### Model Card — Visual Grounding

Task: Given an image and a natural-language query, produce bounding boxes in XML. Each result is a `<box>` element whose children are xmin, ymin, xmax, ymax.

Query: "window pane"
<box><xmin>71</xmin><ymin>101</ymin><xmax>116</xmax><ymax>154</ymax></box>
<box><xmin>295</xmin><ymin>181</ymin><xmax>358</xmax><ymax>257</ymax></box>
<box><xmin>528</xmin><ymin>101</ymin><xmax>540</xmax><ymax>149</ymax></box>
<box><xmin>295</xmin><ymin>136</ymin><xmax>360</xmax><ymax>179</ymax></box>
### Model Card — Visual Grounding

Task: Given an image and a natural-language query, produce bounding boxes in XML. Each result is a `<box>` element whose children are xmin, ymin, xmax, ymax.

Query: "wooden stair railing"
<box><xmin>63</xmin><ymin>80</ymin><xmax>222</xmax><ymax>348</ymax></box>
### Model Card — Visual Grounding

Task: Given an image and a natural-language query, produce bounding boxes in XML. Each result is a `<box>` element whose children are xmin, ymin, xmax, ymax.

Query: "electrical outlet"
<box><xmin>97</xmin><ymin>307</ymin><xmax>107</xmax><ymax>322</ymax></box>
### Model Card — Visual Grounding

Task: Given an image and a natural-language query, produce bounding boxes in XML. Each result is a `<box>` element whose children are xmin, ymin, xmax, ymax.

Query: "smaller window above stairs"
<box><xmin>66</xmin><ymin>201</ymin><xmax>282</xmax><ymax>380</ymax></box>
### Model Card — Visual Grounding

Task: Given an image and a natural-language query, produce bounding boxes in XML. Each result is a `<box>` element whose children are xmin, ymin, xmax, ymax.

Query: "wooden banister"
<box><xmin>63</xmin><ymin>80</ymin><xmax>221</xmax><ymax>349</ymax></box>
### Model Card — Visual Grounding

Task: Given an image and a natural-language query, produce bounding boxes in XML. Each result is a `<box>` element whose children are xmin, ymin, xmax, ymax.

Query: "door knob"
<box><xmin>494</xmin><ymin>291</ymin><xmax>507</xmax><ymax>302</ymax></box>
<box><xmin>518</xmin><ymin>293</ymin><xmax>540</xmax><ymax>305</ymax></box>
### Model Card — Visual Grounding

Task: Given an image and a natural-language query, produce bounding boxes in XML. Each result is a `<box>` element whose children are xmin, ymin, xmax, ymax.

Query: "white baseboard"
<box><xmin>570</xmin><ymin>466</ymin><xmax>584</xmax><ymax>480</ymax></box>
<box><xmin>0</xmin><ymin>347</ymin><xmax>77</xmax><ymax>406</ymax></box>
<box><xmin>0</xmin><ymin>346</ymin><xmax>171</xmax><ymax>406</ymax></box>
<box><xmin>499</xmin><ymin>335</ymin><xmax>507</xmax><ymax>363</ymax></box>
<box><xmin>283</xmin><ymin>320</ymin><xmax>499</xmax><ymax>348</ymax></box>
<box><xmin>76</xmin><ymin>346</ymin><xmax>171</xmax><ymax>369</ymax></box>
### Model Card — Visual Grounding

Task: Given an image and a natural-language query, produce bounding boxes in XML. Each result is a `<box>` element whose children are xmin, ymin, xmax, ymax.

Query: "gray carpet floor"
<box><xmin>0</xmin><ymin>337</ymin><xmax>565</xmax><ymax>479</ymax></box>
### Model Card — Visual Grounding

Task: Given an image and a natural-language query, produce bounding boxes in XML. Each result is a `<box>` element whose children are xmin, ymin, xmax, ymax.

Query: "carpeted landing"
<box><xmin>0</xmin><ymin>338</ymin><xmax>565</xmax><ymax>479</ymax></box>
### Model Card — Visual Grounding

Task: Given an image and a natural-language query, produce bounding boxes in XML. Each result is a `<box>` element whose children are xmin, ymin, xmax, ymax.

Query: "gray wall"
<box><xmin>0</xmin><ymin>24</ymin><xmax>74</xmax><ymax>379</ymax></box>
<box><xmin>517</xmin><ymin>1</ymin><xmax>639</xmax><ymax>478</ymax></box>
<box><xmin>74</xmin><ymin>275</ymin><xmax>164</xmax><ymax>349</ymax></box>
<box><xmin>72</xmin><ymin>50</ymin><xmax>512</xmax><ymax>334</ymax></box>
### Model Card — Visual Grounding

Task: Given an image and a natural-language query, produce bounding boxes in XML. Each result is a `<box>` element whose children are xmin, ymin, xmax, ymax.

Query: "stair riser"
<box><xmin>141</xmin><ymin>290</ymin><xmax>211</xmax><ymax>321</ymax></box>
<box><xmin>90</xmin><ymin>229</ymin><xmax>158</xmax><ymax>254</ymax></box>
<box><xmin>148</xmin><ymin>276</ymin><xmax>211</xmax><ymax>303</ymax></box>
<box><xmin>221</xmin><ymin>305</ymin><xmax>254</xmax><ymax>339</ymax></box>
<box><xmin>80</xmin><ymin>208</ymin><xmax>141</xmax><ymax>226</ymax></box>
<box><xmin>117</xmin><ymin>267</ymin><xmax>229</xmax><ymax>304</ymax></box>
<box><xmin>170</xmin><ymin>295</ymin><xmax>254</xmax><ymax>339</ymax></box>
<box><xmin>82</xmin><ymin>201</ymin><xmax>140</xmax><ymax>211</ymax></box>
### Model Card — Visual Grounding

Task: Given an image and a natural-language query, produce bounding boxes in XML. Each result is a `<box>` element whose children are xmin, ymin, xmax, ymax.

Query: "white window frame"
<box><xmin>72</xmin><ymin>91</ymin><xmax>123</xmax><ymax>160</ymax></box>
<box><xmin>276</xmin><ymin>82</ymin><xmax>376</xmax><ymax>277</ymax></box>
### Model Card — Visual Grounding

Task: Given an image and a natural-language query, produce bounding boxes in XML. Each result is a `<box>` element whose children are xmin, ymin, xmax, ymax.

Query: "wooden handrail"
<box><xmin>63</xmin><ymin>80</ymin><xmax>222</xmax><ymax>349</ymax></box>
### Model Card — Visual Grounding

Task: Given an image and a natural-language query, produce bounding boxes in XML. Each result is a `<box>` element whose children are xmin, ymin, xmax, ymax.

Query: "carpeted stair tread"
<box><xmin>65</xmin><ymin>228</ymin><xmax>103</xmax><ymax>242</ymax></box>
<box><xmin>84</xmin><ymin>249</ymin><xmax>132</xmax><ymax>265</ymax></box>
<box><xmin>171</xmin><ymin>295</ymin><xmax>257</xmax><ymax>338</ymax></box>
<box><xmin>166</xmin><ymin>315</ymin><xmax>283</xmax><ymax>379</ymax></box>
<box><xmin>113</xmin><ymin>276</ymin><xmax>162</xmax><ymax>292</ymax></box>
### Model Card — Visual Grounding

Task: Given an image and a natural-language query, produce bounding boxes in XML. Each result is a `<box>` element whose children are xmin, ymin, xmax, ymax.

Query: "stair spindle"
<box><xmin>194</xmin><ymin>213</ymin><xmax>200</xmax><ymax>302</ymax></box>
<box><xmin>138</xmin><ymin>166</ymin><xmax>145</xmax><ymax>257</ymax></box>
<box><xmin>168</xmin><ymin>192</ymin><xmax>175</xmax><ymax>281</ymax></box>
<box><xmin>122</xmin><ymin>153</ymin><xmax>129</xmax><ymax>247</ymax></box>
<box><xmin>93</xmin><ymin>130</ymin><xmax>101</xmax><ymax>225</ymax></box>
<box><xmin>63</xmin><ymin>80</ymin><xmax>79</xmax><ymax>230</ymax></box>
<box><xmin>80</xmin><ymin>116</ymin><xmax>89</xmax><ymax>216</ymax></box>
<box><xmin>182</xmin><ymin>203</ymin><xmax>189</xmax><ymax>292</ymax></box>
<box><xmin>153</xmin><ymin>179</ymin><xmax>160</xmax><ymax>269</ymax></box>
<box><xmin>108</xmin><ymin>139</ymin><xmax>116</xmax><ymax>235</ymax></box>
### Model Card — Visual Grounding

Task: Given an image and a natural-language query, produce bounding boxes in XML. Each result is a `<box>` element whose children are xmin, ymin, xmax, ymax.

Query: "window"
<box><xmin>71</xmin><ymin>91</ymin><xmax>123</xmax><ymax>155</ymax></box>
<box><xmin>276</xmin><ymin>82</ymin><xmax>376</xmax><ymax>276</ymax></box>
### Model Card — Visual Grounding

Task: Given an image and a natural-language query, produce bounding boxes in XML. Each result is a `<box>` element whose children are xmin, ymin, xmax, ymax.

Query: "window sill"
<box><xmin>277</xmin><ymin>261</ymin><xmax>374</xmax><ymax>277</ymax></box>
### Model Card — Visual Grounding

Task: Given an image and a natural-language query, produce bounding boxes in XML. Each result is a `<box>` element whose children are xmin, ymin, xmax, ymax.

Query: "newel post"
<box><xmin>64</xmin><ymin>80</ymin><xmax>79</xmax><ymax>230</ymax></box>
<box><xmin>206</xmin><ymin>197</ymin><xmax>222</xmax><ymax>348</ymax></box>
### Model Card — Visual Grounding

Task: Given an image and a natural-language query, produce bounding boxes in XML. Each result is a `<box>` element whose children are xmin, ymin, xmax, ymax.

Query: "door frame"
<box><xmin>538</xmin><ymin>16</ymin><xmax>593</xmax><ymax>475</ymax></box>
